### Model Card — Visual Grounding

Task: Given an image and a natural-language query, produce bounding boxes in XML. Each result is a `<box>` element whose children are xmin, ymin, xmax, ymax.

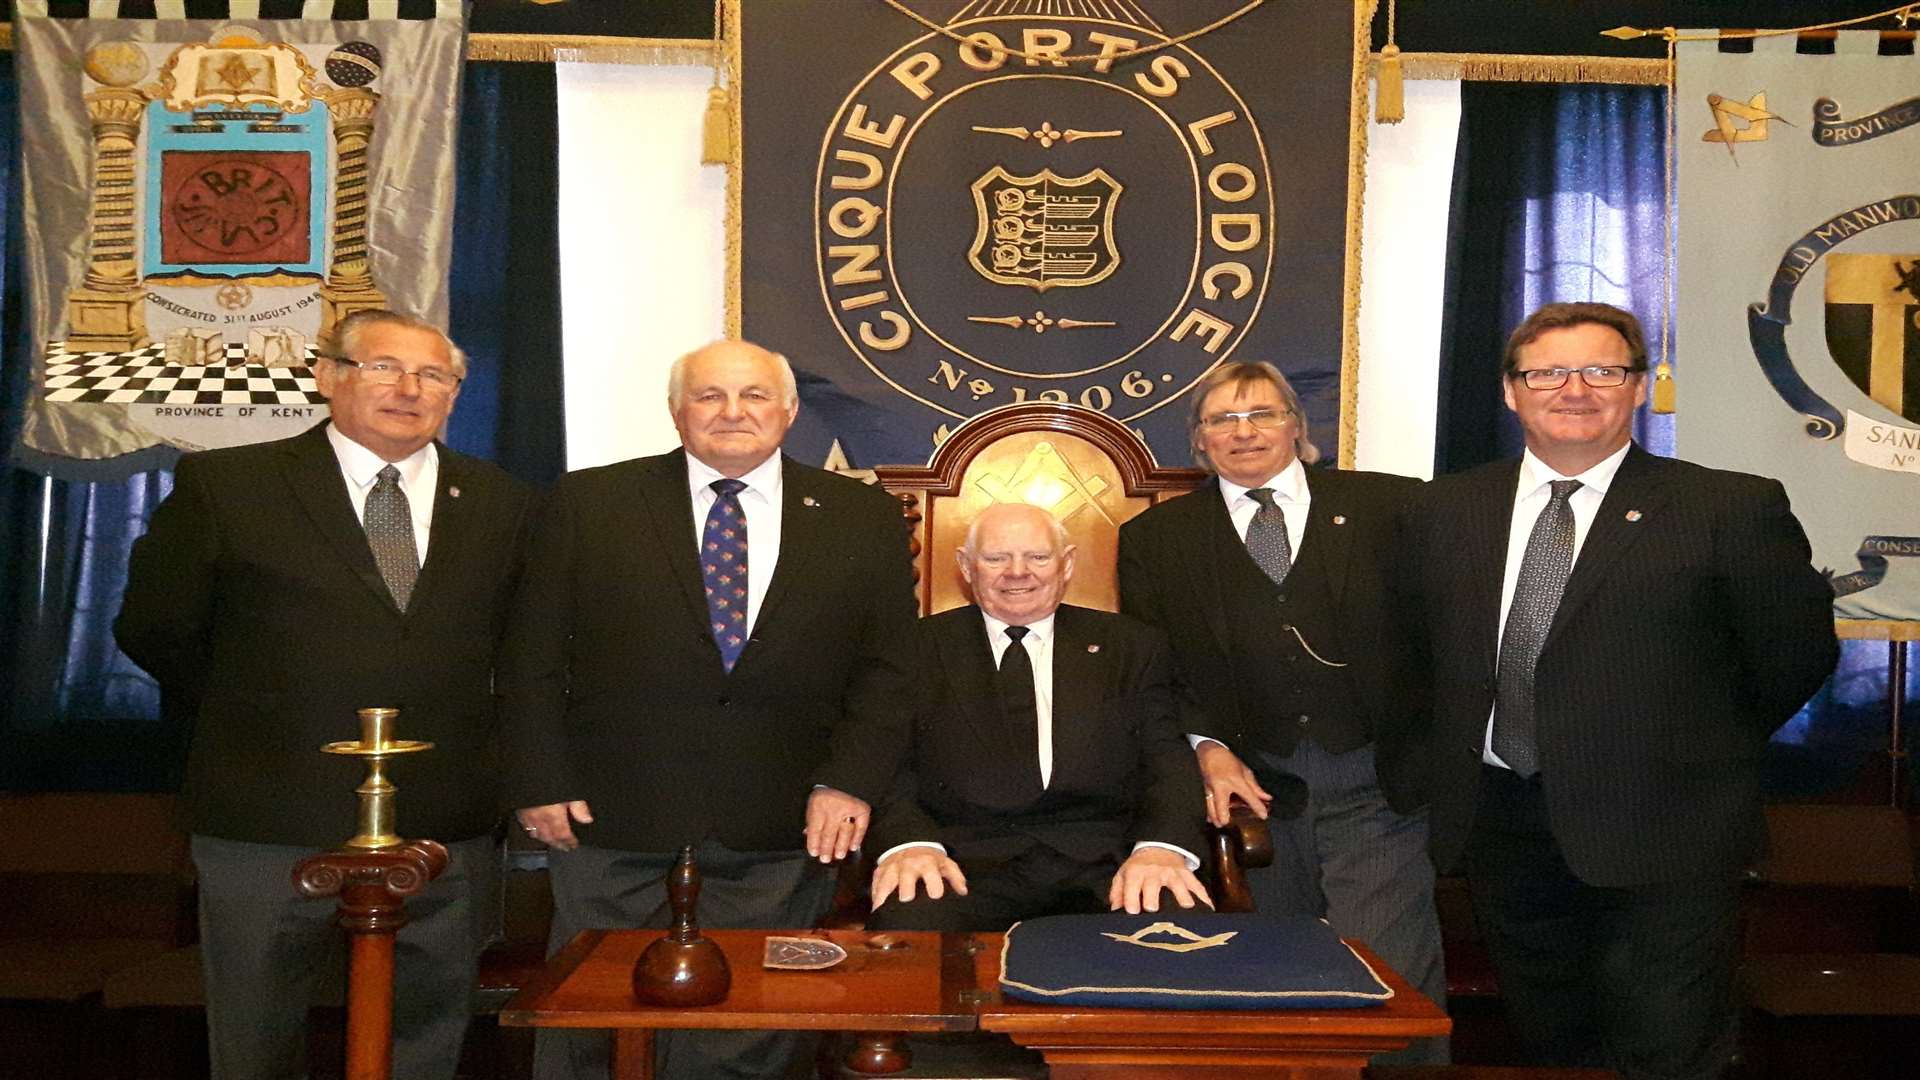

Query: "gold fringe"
<box><xmin>1339</xmin><ymin>0</ymin><xmax>1378</xmax><ymax>468</ymax></box>
<box><xmin>1382</xmin><ymin>52</ymin><xmax>1666</xmax><ymax>85</ymax></box>
<box><xmin>465</xmin><ymin>34</ymin><xmax>714</xmax><ymax>65</ymax></box>
<box><xmin>1837</xmin><ymin>619</ymin><xmax>1920</xmax><ymax>642</ymax></box>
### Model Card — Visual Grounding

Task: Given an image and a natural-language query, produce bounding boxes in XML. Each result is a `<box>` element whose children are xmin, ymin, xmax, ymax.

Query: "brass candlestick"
<box><xmin>321</xmin><ymin>707</ymin><xmax>433</xmax><ymax>850</ymax></box>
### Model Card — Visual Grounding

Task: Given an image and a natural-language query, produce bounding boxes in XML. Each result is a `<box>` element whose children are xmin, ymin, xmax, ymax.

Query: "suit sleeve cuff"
<box><xmin>1131</xmin><ymin>840</ymin><xmax>1201</xmax><ymax>871</ymax></box>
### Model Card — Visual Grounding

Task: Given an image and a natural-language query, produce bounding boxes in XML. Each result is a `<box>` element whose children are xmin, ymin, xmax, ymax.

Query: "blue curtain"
<box><xmin>0</xmin><ymin>61</ymin><xmax>563</xmax><ymax>792</ymax></box>
<box><xmin>1437</xmin><ymin>81</ymin><xmax>1914</xmax><ymax>801</ymax></box>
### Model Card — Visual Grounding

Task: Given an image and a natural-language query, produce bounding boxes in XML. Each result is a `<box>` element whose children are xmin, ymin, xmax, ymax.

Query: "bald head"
<box><xmin>958</xmin><ymin>503</ymin><xmax>1076</xmax><ymax>626</ymax></box>
<box><xmin>669</xmin><ymin>339</ymin><xmax>801</xmax><ymax>477</ymax></box>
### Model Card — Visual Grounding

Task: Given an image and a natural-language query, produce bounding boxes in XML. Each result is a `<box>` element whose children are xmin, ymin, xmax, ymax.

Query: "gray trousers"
<box><xmin>191</xmin><ymin>832</ymin><xmax>497</xmax><ymax>1080</ymax></box>
<box><xmin>1250</xmin><ymin>741</ymin><xmax>1449</xmax><ymax>1065</ymax></box>
<box><xmin>533</xmin><ymin>842</ymin><xmax>838</xmax><ymax>1080</ymax></box>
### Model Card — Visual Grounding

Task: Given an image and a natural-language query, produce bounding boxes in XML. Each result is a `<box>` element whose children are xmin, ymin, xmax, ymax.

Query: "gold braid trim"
<box><xmin>724</xmin><ymin>0</ymin><xmax>744</xmax><ymax>339</ymax></box>
<box><xmin>1340</xmin><ymin>0</ymin><xmax>1378</xmax><ymax>467</ymax></box>
<box><xmin>1837</xmin><ymin>619</ymin><xmax>1920</xmax><ymax>642</ymax></box>
<box><xmin>466</xmin><ymin>34</ymin><xmax>714</xmax><ymax>64</ymax></box>
<box><xmin>1381</xmin><ymin>52</ymin><xmax>1665</xmax><ymax>84</ymax></box>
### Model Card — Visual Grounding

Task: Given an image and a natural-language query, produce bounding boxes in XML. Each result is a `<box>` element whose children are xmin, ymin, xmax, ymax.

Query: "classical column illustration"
<box><xmin>65</xmin><ymin>87</ymin><xmax>151</xmax><ymax>351</ymax></box>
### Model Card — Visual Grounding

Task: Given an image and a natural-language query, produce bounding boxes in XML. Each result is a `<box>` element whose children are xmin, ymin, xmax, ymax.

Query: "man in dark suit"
<box><xmin>502</xmin><ymin>338</ymin><xmax>918</xmax><ymax>1080</ymax></box>
<box><xmin>1405</xmin><ymin>302</ymin><xmax>1838</xmax><ymax>1080</ymax></box>
<box><xmin>1117</xmin><ymin>361</ymin><xmax>1445</xmax><ymax>1063</ymax></box>
<box><xmin>115</xmin><ymin>310</ymin><xmax>534</xmax><ymax>1080</ymax></box>
<box><xmin>867</xmin><ymin>502</ymin><xmax>1209</xmax><ymax>930</ymax></box>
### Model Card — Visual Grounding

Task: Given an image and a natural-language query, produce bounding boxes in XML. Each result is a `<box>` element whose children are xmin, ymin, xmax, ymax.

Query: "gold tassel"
<box><xmin>701</xmin><ymin>84</ymin><xmax>734</xmax><ymax>166</ymax></box>
<box><xmin>1375</xmin><ymin>44</ymin><xmax>1405</xmax><ymax>123</ymax></box>
<box><xmin>1650</xmin><ymin>361</ymin><xmax>1676</xmax><ymax>414</ymax></box>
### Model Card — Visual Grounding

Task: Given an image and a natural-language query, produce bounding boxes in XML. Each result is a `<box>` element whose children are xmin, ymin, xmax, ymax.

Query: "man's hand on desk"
<box><xmin>871</xmin><ymin>845</ymin><xmax>969</xmax><ymax>908</ymax></box>
<box><xmin>804</xmin><ymin>786</ymin><xmax>870</xmax><ymax>863</ymax></box>
<box><xmin>516</xmin><ymin>800</ymin><xmax>593</xmax><ymax>851</ymax></box>
<box><xmin>1109</xmin><ymin>847</ymin><xmax>1213</xmax><ymax>915</ymax></box>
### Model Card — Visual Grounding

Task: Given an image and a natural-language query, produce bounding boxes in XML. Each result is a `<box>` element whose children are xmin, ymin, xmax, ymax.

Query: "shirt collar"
<box><xmin>686</xmin><ymin>449</ymin><xmax>784</xmax><ymax>503</ymax></box>
<box><xmin>1217</xmin><ymin>456</ymin><xmax>1309</xmax><ymax>510</ymax></box>
<box><xmin>326</xmin><ymin>423</ymin><xmax>434</xmax><ymax>490</ymax></box>
<box><xmin>981</xmin><ymin>608</ymin><xmax>1056</xmax><ymax>648</ymax></box>
<box><xmin>1519</xmin><ymin>441</ymin><xmax>1631</xmax><ymax>499</ymax></box>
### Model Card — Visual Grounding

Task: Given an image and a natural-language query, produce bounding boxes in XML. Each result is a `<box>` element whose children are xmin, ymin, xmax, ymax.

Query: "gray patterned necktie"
<box><xmin>1245</xmin><ymin>487</ymin><xmax>1293</xmax><ymax>585</ymax></box>
<box><xmin>1492</xmin><ymin>479</ymin><xmax>1582</xmax><ymax>777</ymax></box>
<box><xmin>365</xmin><ymin>464</ymin><xmax>420</xmax><ymax>612</ymax></box>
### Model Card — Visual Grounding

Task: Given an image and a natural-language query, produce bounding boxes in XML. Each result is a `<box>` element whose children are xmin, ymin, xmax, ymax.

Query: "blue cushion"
<box><xmin>997</xmin><ymin>912</ymin><xmax>1394</xmax><ymax>1009</ymax></box>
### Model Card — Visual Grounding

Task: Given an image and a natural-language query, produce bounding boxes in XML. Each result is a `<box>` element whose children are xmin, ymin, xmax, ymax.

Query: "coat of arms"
<box><xmin>968</xmin><ymin>166</ymin><xmax>1123</xmax><ymax>292</ymax></box>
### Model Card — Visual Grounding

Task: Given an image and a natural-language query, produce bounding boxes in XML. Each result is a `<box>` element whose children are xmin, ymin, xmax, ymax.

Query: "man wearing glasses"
<box><xmin>116</xmin><ymin>310</ymin><xmax>534</xmax><ymax>1080</ymax></box>
<box><xmin>1404</xmin><ymin>302</ymin><xmax>1837</xmax><ymax>1080</ymax></box>
<box><xmin>1118</xmin><ymin>360</ymin><xmax>1445</xmax><ymax>1064</ymax></box>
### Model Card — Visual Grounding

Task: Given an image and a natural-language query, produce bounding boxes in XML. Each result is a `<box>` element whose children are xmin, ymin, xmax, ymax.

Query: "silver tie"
<box><xmin>1491</xmin><ymin>479</ymin><xmax>1582</xmax><ymax>778</ymax></box>
<box><xmin>1245</xmin><ymin>487</ymin><xmax>1293</xmax><ymax>585</ymax></box>
<box><xmin>365</xmin><ymin>465</ymin><xmax>420</xmax><ymax>612</ymax></box>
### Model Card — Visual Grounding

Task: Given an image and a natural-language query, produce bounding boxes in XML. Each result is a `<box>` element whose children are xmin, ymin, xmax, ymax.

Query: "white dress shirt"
<box><xmin>1189</xmin><ymin>458</ymin><xmax>1313</xmax><ymax>753</ymax></box>
<box><xmin>1482</xmin><ymin>441</ymin><xmax>1632</xmax><ymax>768</ymax></box>
<box><xmin>881</xmin><ymin>609</ymin><xmax>1198</xmax><ymax>870</ymax></box>
<box><xmin>326</xmin><ymin>424</ymin><xmax>437</xmax><ymax>564</ymax></box>
<box><xmin>686</xmin><ymin>451</ymin><xmax>783</xmax><ymax>636</ymax></box>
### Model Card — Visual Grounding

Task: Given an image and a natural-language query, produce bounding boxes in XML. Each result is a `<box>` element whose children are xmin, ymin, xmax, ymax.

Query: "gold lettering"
<box><xmin>844</xmin><ymin>104</ymin><xmax>905</xmax><ymax>149</ymax></box>
<box><xmin>1021</xmin><ymin>28</ymin><xmax>1071</xmax><ymax>67</ymax></box>
<box><xmin>827</xmin><ymin>245</ymin><xmax>883</xmax><ymax>285</ymax></box>
<box><xmin>1187</xmin><ymin>111</ymin><xmax>1238</xmax><ymax>156</ymax></box>
<box><xmin>1136</xmin><ymin>55</ymin><xmax>1190</xmax><ymax>97</ymax></box>
<box><xmin>839</xmin><ymin>291</ymin><xmax>889</xmax><ymax>310</ymax></box>
<box><xmin>889</xmin><ymin>52</ymin><xmax>941</xmax><ymax>101</ymax></box>
<box><xmin>929</xmin><ymin>360</ymin><xmax>966</xmax><ymax>391</ymax></box>
<box><xmin>1201</xmin><ymin>261</ymin><xmax>1253</xmax><ymax>300</ymax></box>
<box><xmin>830</xmin><ymin>150</ymin><xmax>884</xmax><ymax>191</ymax></box>
<box><xmin>860</xmin><ymin>312</ymin><xmax>911</xmax><ymax>351</ymax></box>
<box><xmin>1171</xmin><ymin>308</ymin><xmax>1233</xmax><ymax>353</ymax></box>
<box><xmin>960</xmin><ymin>31</ymin><xmax>1009</xmax><ymax>71</ymax></box>
<box><xmin>1210</xmin><ymin>213</ymin><xmax>1262</xmax><ymax>252</ymax></box>
<box><xmin>1207</xmin><ymin>162</ymin><xmax>1256</xmax><ymax>202</ymax></box>
<box><xmin>828</xmin><ymin>198</ymin><xmax>883</xmax><ymax>239</ymax></box>
<box><xmin>1087</xmin><ymin>31</ymin><xmax>1138</xmax><ymax>74</ymax></box>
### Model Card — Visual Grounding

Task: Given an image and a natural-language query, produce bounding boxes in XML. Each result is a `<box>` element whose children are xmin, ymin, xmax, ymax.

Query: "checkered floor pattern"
<box><xmin>43</xmin><ymin>342</ymin><xmax>328</xmax><ymax>405</ymax></box>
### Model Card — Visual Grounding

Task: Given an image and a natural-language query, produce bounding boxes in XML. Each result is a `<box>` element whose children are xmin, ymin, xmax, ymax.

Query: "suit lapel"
<box><xmin>935</xmin><ymin>606</ymin><xmax>1009</xmax><ymax>752</ymax></box>
<box><xmin>407</xmin><ymin>443</ymin><xmax>470</xmax><ymax>617</ymax></box>
<box><xmin>1188</xmin><ymin>482</ymin><xmax>1237</xmax><ymax>656</ymax></box>
<box><xmin>280</xmin><ymin>424</ymin><xmax>396</xmax><ymax>613</ymax></box>
<box><xmin>1548</xmin><ymin>444</ymin><xmax>1667</xmax><ymax>642</ymax></box>
<box><xmin>1465</xmin><ymin>460</ymin><xmax>1522</xmax><ymax>669</ymax></box>
<box><xmin>1296</xmin><ymin>468</ymin><xmax>1355</xmax><ymax>607</ymax></box>
<box><xmin>750</xmin><ymin>457</ymin><xmax>824</xmax><ymax>638</ymax></box>
<box><xmin>1047</xmin><ymin>606</ymin><xmax>1109</xmax><ymax>787</ymax></box>
<box><xmin>635</xmin><ymin>450</ymin><xmax>713</xmax><ymax>632</ymax></box>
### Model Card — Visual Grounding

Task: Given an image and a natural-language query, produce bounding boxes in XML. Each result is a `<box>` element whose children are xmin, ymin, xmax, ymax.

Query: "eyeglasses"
<box><xmin>330</xmin><ymin>355</ymin><xmax>463</xmax><ymax>394</ymax></box>
<box><xmin>1199</xmin><ymin>408</ymin><xmax>1293</xmax><ymax>433</ymax></box>
<box><xmin>1510</xmin><ymin>365</ymin><xmax>1646</xmax><ymax>390</ymax></box>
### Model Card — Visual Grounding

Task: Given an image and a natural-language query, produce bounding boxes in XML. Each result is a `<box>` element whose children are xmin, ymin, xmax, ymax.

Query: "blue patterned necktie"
<box><xmin>365</xmin><ymin>465</ymin><xmax>419</xmax><ymax>612</ymax></box>
<box><xmin>702</xmin><ymin>478</ymin><xmax>750</xmax><ymax>672</ymax></box>
<box><xmin>1492</xmin><ymin>479</ymin><xmax>1582</xmax><ymax>778</ymax></box>
<box><xmin>1245</xmin><ymin>487</ymin><xmax>1293</xmax><ymax>585</ymax></box>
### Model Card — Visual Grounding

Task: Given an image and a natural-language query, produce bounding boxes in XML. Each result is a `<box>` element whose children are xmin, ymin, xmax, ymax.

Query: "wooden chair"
<box><xmin>870</xmin><ymin>402</ymin><xmax>1271</xmax><ymax>909</ymax></box>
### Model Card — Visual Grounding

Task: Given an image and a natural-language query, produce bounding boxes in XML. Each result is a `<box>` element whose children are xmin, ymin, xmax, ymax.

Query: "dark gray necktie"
<box><xmin>1492</xmin><ymin>479</ymin><xmax>1582</xmax><ymax>777</ymax></box>
<box><xmin>1245</xmin><ymin>487</ymin><xmax>1293</xmax><ymax>585</ymax></box>
<box><xmin>365</xmin><ymin>464</ymin><xmax>420</xmax><ymax>612</ymax></box>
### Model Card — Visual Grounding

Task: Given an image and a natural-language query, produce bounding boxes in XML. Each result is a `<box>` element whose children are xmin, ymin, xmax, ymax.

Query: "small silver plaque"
<box><xmin>763</xmin><ymin>935</ymin><xmax>849</xmax><ymax>971</ymax></box>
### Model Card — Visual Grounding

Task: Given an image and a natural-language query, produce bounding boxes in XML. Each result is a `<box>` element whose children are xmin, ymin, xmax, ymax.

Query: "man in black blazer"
<box><xmin>1117</xmin><ymin>361</ymin><xmax>1445</xmax><ymax>1062</ymax></box>
<box><xmin>502</xmin><ymin>339</ymin><xmax>917</xmax><ymax>1080</ymax></box>
<box><xmin>867</xmin><ymin>502</ymin><xmax>1209</xmax><ymax>930</ymax></box>
<box><xmin>115</xmin><ymin>311</ymin><xmax>534</xmax><ymax>1080</ymax></box>
<box><xmin>1405</xmin><ymin>302</ymin><xmax>1838</xmax><ymax>1080</ymax></box>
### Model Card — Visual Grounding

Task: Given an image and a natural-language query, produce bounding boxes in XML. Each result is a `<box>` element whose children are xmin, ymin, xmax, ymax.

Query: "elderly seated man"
<box><xmin>867</xmin><ymin>502</ymin><xmax>1210</xmax><ymax>931</ymax></box>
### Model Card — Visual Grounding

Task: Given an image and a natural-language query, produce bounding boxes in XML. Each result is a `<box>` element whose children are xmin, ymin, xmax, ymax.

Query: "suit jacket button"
<box><xmin>1275</xmin><ymin>594</ymin><xmax>1288</xmax><ymax>604</ymax></box>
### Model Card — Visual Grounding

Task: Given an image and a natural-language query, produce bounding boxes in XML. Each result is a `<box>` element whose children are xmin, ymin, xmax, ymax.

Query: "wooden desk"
<box><xmin>500</xmin><ymin>928</ymin><xmax>1450</xmax><ymax>1079</ymax></box>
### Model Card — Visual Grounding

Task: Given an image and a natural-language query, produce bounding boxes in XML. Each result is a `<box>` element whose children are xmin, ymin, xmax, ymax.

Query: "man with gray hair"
<box><xmin>1117</xmin><ymin>361</ymin><xmax>1446</xmax><ymax>1062</ymax></box>
<box><xmin>868</xmin><ymin>501</ymin><xmax>1209</xmax><ymax>930</ymax></box>
<box><xmin>502</xmin><ymin>338</ymin><xmax>918</xmax><ymax>1079</ymax></box>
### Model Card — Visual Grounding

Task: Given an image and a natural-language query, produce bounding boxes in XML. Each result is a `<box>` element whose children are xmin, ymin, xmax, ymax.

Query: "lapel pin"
<box><xmin>1625</xmin><ymin>509</ymin><xmax>1642</xmax><ymax>522</ymax></box>
<box><xmin>447</xmin><ymin>485</ymin><xmax>461</xmax><ymax>499</ymax></box>
<box><xmin>1086</xmin><ymin>644</ymin><xmax>1101</xmax><ymax>653</ymax></box>
<box><xmin>802</xmin><ymin>495</ymin><xmax>819</xmax><ymax>508</ymax></box>
<box><xmin>1332</xmin><ymin>514</ymin><xmax>1347</xmax><ymax>525</ymax></box>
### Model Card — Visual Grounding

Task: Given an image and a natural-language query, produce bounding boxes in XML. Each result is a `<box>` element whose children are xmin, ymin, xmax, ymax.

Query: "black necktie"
<box><xmin>1492</xmin><ymin>479</ymin><xmax>1582</xmax><ymax>778</ymax></box>
<box><xmin>1246</xmin><ymin>487</ymin><xmax>1293</xmax><ymax>585</ymax></box>
<box><xmin>996</xmin><ymin>626</ymin><xmax>1042</xmax><ymax>787</ymax></box>
<box><xmin>365</xmin><ymin>465</ymin><xmax>419</xmax><ymax>612</ymax></box>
